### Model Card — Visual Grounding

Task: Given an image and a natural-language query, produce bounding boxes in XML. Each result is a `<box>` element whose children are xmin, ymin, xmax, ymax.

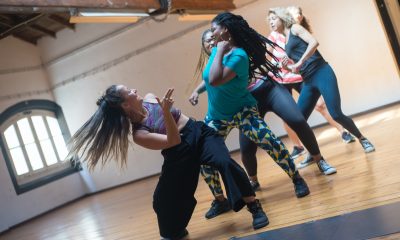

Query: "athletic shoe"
<box><xmin>292</xmin><ymin>173</ymin><xmax>310</xmax><ymax>198</ymax></box>
<box><xmin>247</xmin><ymin>199</ymin><xmax>269</xmax><ymax>229</ymax></box>
<box><xmin>342</xmin><ymin>131</ymin><xmax>355</xmax><ymax>144</ymax></box>
<box><xmin>317</xmin><ymin>158</ymin><xmax>337</xmax><ymax>175</ymax></box>
<box><xmin>297</xmin><ymin>154</ymin><xmax>314</xmax><ymax>169</ymax></box>
<box><xmin>205</xmin><ymin>198</ymin><xmax>231</xmax><ymax>219</ymax></box>
<box><xmin>360</xmin><ymin>138</ymin><xmax>375</xmax><ymax>153</ymax></box>
<box><xmin>290</xmin><ymin>146</ymin><xmax>306</xmax><ymax>159</ymax></box>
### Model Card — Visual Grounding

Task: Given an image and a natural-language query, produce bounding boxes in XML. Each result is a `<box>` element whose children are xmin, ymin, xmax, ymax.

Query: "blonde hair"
<box><xmin>267</xmin><ymin>7</ymin><xmax>295</xmax><ymax>28</ymax></box>
<box><xmin>287</xmin><ymin>6</ymin><xmax>312</xmax><ymax>33</ymax></box>
<box><xmin>186</xmin><ymin>29</ymin><xmax>211</xmax><ymax>94</ymax></box>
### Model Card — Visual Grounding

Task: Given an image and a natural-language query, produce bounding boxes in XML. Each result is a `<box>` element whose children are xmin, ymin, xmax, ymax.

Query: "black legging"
<box><xmin>297</xmin><ymin>63</ymin><xmax>362</xmax><ymax>138</ymax></box>
<box><xmin>239</xmin><ymin>80</ymin><xmax>320</xmax><ymax>177</ymax></box>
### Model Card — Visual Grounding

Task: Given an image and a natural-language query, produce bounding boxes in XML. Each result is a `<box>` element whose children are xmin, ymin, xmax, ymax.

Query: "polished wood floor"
<box><xmin>1</xmin><ymin>103</ymin><xmax>400</xmax><ymax>240</ymax></box>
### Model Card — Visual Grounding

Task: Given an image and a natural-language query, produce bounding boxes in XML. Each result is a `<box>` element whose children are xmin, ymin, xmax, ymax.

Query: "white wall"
<box><xmin>0</xmin><ymin>37</ymin><xmax>87</xmax><ymax>232</ymax></box>
<box><xmin>0</xmin><ymin>0</ymin><xmax>399</xmax><ymax>232</ymax></box>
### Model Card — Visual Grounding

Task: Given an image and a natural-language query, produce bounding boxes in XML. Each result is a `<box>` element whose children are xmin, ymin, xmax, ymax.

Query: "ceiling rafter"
<box><xmin>29</xmin><ymin>24</ymin><xmax>56</xmax><ymax>38</ymax></box>
<box><xmin>0</xmin><ymin>0</ymin><xmax>161</xmax><ymax>10</ymax></box>
<box><xmin>0</xmin><ymin>0</ymin><xmax>235</xmax><ymax>45</ymax></box>
<box><xmin>47</xmin><ymin>14</ymin><xmax>74</xmax><ymax>30</ymax></box>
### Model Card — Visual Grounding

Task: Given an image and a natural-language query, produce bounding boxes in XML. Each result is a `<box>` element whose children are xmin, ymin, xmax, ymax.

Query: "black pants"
<box><xmin>154</xmin><ymin>119</ymin><xmax>255</xmax><ymax>238</ymax></box>
<box><xmin>239</xmin><ymin>80</ymin><xmax>321</xmax><ymax>176</ymax></box>
<box><xmin>298</xmin><ymin>63</ymin><xmax>362</xmax><ymax>138</ymax></box>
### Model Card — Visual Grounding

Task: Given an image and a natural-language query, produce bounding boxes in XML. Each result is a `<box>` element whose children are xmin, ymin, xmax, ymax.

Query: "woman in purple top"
<box><xmin>68</xmin><ymin>85</ymin><xmax>270</xmax><ymax>239</ymax></box>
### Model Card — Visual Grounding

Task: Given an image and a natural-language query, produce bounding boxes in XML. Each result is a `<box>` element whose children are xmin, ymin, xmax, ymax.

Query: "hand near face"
<box><xmin>156</xmin><ymin>88</ymin><xmax>175</xmax><ymax>112</ymax></box>
<box><xmin>216</xmin><ymin>41</ymin><xmax>231</xmax><ymax>54</ymax></box>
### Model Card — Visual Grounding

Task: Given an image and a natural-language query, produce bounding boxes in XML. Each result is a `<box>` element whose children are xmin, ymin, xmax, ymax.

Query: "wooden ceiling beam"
<box><xmin>47</xmin><ymin>15</ymin><xmax>75</xmax><ymax>30</ymax></box>
<box><xmin>0</xmin><ymin>13</ymin><xmax>44</xmax><ymax>39</ymax></box>
<box><xmin>29</xmin><ymin>24</ymin><xmax>56</xmax><ymax>38</ymax></box>
<box><xmin>0</xmin><ymin>0</ymin><xmax>161</xmax><ymax>10</ymax></box>
<box><xmin>13</xmin><ymin>33</ymin><xmax>37</xmax><ymax>45</ymax></box>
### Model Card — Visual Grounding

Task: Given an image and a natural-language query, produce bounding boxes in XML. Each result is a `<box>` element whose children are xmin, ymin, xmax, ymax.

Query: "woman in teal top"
<box><xmin>203</xmin><ymin>47</ymin><xmax>256</xmax><ymax>120</ymax></box>
<box><xmin>200</xmin><ymin>12</ymin><xmax>310</xmax><ymax>211</ymax></box>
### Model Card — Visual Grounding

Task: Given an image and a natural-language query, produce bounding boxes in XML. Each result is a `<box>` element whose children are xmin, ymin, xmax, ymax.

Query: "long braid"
<box><xmin>212</xmin><ymin>12</ymin><xmax>280</xmax><ymax>81</ymax></box>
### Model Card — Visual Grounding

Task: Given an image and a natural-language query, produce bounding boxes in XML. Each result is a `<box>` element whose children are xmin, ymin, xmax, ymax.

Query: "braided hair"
<box><xmin>68</xmin><ymin>85</ymin><xmax>131</xmax><ymax>171</ymax></box>
<box><xmin>212</xmin><ymin>12</ymin><xmax>280</xmax><ymax>81</ymax></box>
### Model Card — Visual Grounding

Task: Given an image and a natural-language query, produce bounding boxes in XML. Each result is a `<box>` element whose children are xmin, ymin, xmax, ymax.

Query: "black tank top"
<box><xmin>285</xmin><ymin>30</ymin><xmax>326</xmax><ymax>80</ymax></box>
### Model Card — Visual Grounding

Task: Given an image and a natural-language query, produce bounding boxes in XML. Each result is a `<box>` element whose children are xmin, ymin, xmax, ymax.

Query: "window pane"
<box><xmin>32</xmin><ymin>116</ymin><xmax>49</xmax><ymax>140</ymax></box>
<box><xmin>40</xmin><ymin>140</ymin><xmax>58</xmax><ymax>165</ymax></box>
<box><xmin>53</xmin><ymin>136</ymin><xmax>68</xmax><ymax>161</ymax></box>
<box><xmin>10</xmin><ymin>147</ymin><xmax>29</xmax><ymax>175</ymax></box>
<box><xmin>4</xmin><ymin>125</ymin><xmax>20</xmax><ymax>148</ymax></box>
<box><xmin>25</xmin><ymin>143</ymin><xmax>44</xmax><ymax>170</ymax></box>
<box><xmin>17</xmin><ymin>118</ymin><xmax>35</xmax><ymax>144</ymax></box>
<box><xmin>47</xmin><ymin>117</ymin><xmax>62</xmax><ymax>136</ymax></box>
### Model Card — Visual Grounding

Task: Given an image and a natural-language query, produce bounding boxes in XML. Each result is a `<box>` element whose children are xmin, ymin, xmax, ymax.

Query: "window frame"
<box><xmin>0</xmin><ymin>99</ymin><xmax>81</xmax><ymax>194</ymax></box>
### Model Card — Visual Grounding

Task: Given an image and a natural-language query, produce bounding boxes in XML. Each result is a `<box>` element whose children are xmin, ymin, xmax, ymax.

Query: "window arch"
<box><xmin>0</xmin><ymin>100</ymin><xmax>80</xmax><ymax>194</ymax></box>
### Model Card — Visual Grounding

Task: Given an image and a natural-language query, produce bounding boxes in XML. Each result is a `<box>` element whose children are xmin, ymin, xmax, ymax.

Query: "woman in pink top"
<box><xmin>267</xmin><ymin>6</ymin><xmax>356</xmax><ymax>165</ymax></box>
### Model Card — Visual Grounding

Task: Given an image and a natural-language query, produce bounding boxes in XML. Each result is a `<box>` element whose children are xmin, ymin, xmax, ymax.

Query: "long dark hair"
<box><xmin>212</xmin><ymin>12</ymin><xmax>280</xmax><ymax>81</ymax></box>
<box><xmin>68</xmin><ymin>85</ymin><xmax>131</xmax><ymax>170</ymax></box>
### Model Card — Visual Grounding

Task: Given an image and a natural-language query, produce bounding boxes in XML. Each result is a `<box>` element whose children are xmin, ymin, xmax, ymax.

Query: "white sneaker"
<box><xmin>317</xmin><ymin>158</ymin><xmax>337</xmax><ymax>175</ymax></box>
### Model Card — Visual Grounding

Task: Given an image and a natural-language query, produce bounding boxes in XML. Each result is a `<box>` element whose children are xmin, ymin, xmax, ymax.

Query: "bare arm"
<box><xmin>133</xmin><ymin>89</ymin><xmax>181</xmax><ymax>150</ymax></box>
<box><xmin>189</xmin><ymin>81</ymin><xmax>206</xmax><ymax>106</ymax></box>
<box><xmin>209</xmin><ymin>41</ymin><xmax>237</xmax><ymax>87</ymax></box>
<box><xmin>289</xmin><ymin>24</ymin><xmax>319</xmax><ymax>72</ymax></box>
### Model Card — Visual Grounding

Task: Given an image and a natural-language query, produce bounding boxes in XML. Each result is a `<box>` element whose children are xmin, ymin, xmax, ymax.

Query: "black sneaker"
<box><xmin>291</xmin><ymin>146</ymin><xmax>306</xmax><ymax>159</ymax></box>
<box><xmin>250</xmin><ymin>180</ymin><xmax>261</xmax><ymax>191</ymax></box>
<box><xmin>342</xmin><ymin>131</ymin><xmax>355</xmax><ymax>144</ymax></box>
<box><xmin>292</xmin><ymin>173</ymin><xmax>310</xmax><ymax>198</ymax></box>
<box><xmin>360</xmin><ymin>138</ymin><xmax>375</xmax><ymax>153</ymax></box>
<box><xmin>247</xmin><ymin>199</ymin><xmax>269</xmax><ymax>229</ymax></box>
<box><xmin>205</xmin><ymin>198</ymin><xmax>231</xmax><ymax>219</ymax></box>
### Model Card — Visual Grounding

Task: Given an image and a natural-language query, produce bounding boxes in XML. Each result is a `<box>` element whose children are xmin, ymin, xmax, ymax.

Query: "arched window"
<box><xmin>0</xmin><ymin>100</ymin><xmax>80</xmax><ymax>194</ymax></box>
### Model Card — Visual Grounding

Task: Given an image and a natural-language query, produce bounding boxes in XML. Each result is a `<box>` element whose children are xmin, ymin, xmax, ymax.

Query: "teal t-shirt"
<box><xmin>203</xmin><ymin>47</ymin><xmax>257</xmax><ymax>120</ymax></box>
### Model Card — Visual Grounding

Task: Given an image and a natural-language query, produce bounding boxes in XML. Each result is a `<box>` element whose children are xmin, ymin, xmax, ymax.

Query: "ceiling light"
<box><xmin>178</xmin><ymin>14</ymin><xmax>216</xmax><ymax>21</ymax></box>
<box><xmin>69</xmin><ymin>10</ymin><xmax>149</xmax><ymax>23</ymax></box>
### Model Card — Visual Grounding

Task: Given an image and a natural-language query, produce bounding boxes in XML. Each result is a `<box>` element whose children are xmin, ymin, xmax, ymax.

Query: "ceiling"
<box><xmin>0</xmin><ymin>0</ymin><xmax>235</xmax><ymax>45</ymax></box>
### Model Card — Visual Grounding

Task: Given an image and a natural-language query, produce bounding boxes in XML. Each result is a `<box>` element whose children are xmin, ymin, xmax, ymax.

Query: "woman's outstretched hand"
<box><xmin>189</xmin><ymin>91</ymin><xmax>199</xmax><ymax>106</ymax></box>
<box><xmin>156</xmin><ymin>88</ymin><xmax>175</xmax><ymax>112</ymax></box>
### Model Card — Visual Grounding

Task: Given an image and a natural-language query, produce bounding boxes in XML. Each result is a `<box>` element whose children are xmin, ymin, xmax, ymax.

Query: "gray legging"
<box><xmin>239</xmin><ymin>80</ymin><xmax>320</xmax><ymax>177</ymax></box>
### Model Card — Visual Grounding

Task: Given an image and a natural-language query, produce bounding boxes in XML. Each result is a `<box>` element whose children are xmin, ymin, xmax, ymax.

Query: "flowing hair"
<box><xmin>186</xmin><ymin>29</ymin><xmax>211</xmax><ymax>94</ymax></box>
<box><xmin>212</xmin><ymin>12</ymin><xmax>280</xmax><ymax>81</ymax></box>
<box><xmin>268</xmin><ymin>7</ymin><xmax>296</xmax><ymax>29</ymax></box>
<box><xmin>68</xmin><ymin>85</ymin><xmax>131</xmax><ymax>171</ymax></box>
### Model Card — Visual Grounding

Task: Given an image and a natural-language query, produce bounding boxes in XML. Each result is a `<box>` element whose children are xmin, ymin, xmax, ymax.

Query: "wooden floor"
<box><xmin>1</xmin><ymin>103</ymin><xmax>400</xmax><ymax>240</ymax></box>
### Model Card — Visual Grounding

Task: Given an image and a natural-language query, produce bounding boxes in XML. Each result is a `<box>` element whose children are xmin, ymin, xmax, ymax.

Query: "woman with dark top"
<box><xmin>189</xmin><ymin>12</ymin><xmax>312</xmax><ymax>219</ymax></box>
<box><xmin>68</xmin><ymin>85</ymin><xmax>270</xmax><ymax>240</ymax></box>
<box><xmin>190</xmin><ymin>25</ymin><xmax>336</xmax><ymax>218</ymax></box>
<box><xmin>268</xmin><ymin>8</ymin><xmax>375</xmax><ymax>163</ymax></box>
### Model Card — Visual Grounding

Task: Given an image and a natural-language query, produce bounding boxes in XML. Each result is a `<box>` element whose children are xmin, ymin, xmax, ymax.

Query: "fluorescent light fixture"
<box><xmin>79</xmin><ymin>12</ymin><xmax>149</xmax><ymax>17</ymax></box>
<box><xmin>178</xmin><ymin>14</ymin><xmax>216</xmax><ymax>21</ymax></box>
<box><xmin>69</xmin><ymin>10</ymin><xmax>149</xmax><ymax>23</ymax></box>
<box><xmin>70</xmin><ymin>16</ymin><xmax>140</xmax><ymax>23</ymax></box>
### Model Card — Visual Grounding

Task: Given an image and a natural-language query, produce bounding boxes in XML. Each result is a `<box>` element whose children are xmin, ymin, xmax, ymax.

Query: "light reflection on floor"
<box><xmin>314</xmin><ymin>106</ymin><xmax>400</xmax><ymax>142</ymax></box>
